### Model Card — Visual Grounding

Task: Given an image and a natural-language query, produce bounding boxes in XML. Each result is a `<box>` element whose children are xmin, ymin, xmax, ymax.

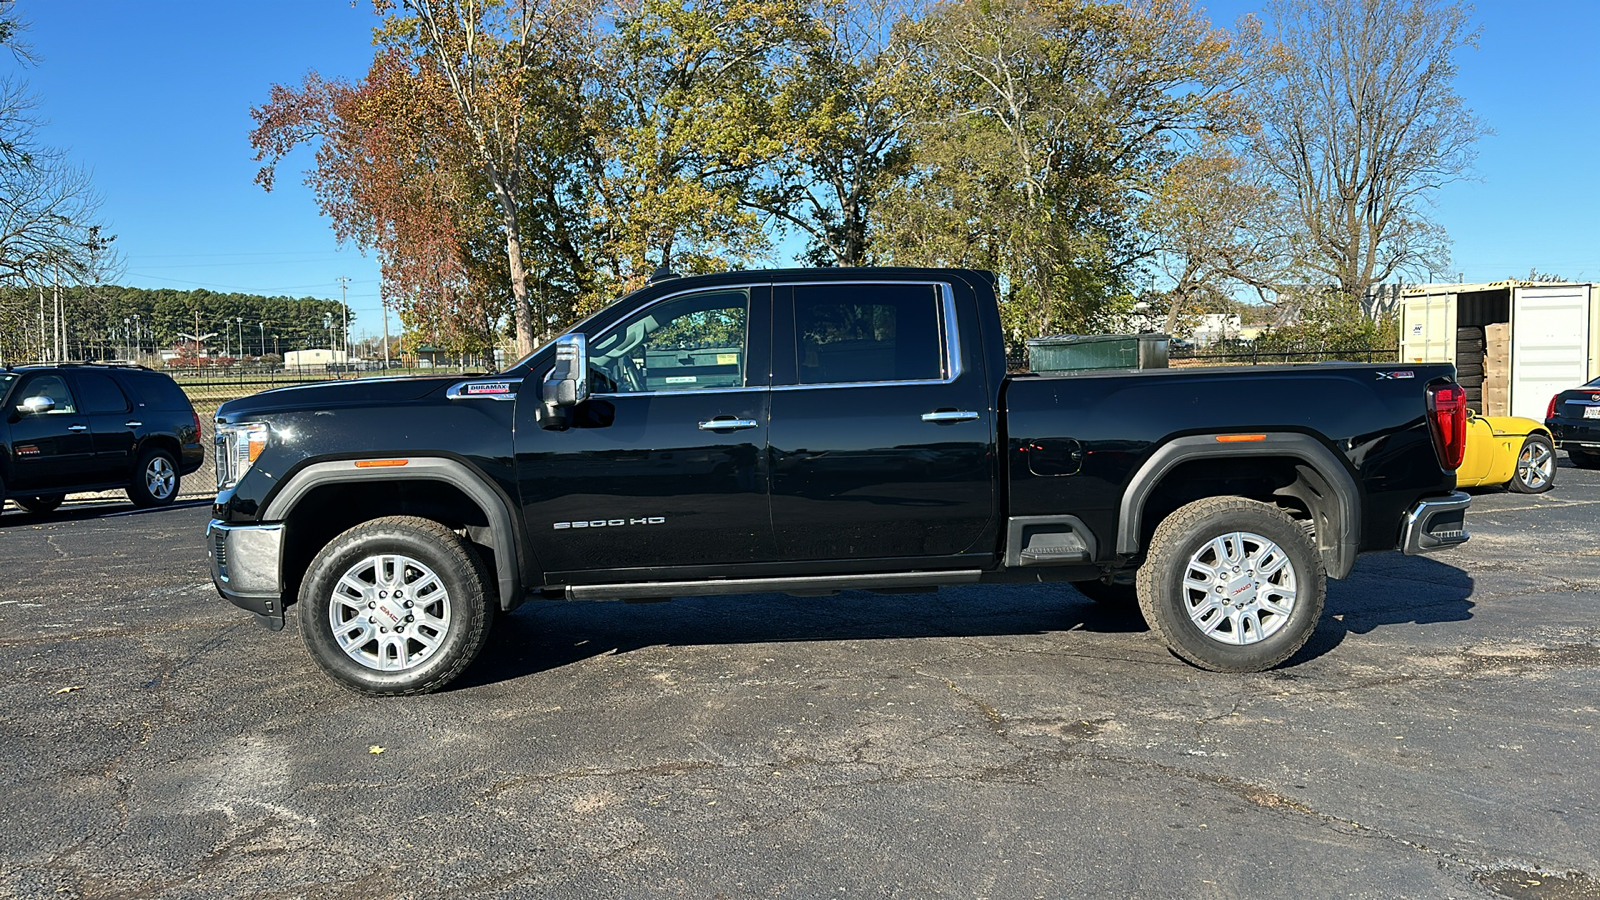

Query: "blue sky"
<box><xmin>13</xmin><ymin>0</ymin><xmax>1600</xmax><ymax>341</ymax></box>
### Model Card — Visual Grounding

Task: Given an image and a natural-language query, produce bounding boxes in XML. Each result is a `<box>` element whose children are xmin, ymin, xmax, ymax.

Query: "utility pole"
<box><xmin>53</xmin><ymin>269</ymin><xmax>61</xmax><ymax>362</ymax></box>
<box><xmin>336</xmin><ymin>277</ymin><xmax>350</xmax><ymax>360</ymax></box>
<box><xmin>381</xmin><ymin>297</ymin><xmax>391</xmax><ymax>369</ymax></box>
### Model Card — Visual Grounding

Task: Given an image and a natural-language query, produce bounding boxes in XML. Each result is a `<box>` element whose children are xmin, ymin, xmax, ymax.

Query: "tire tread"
<box><xmin>299</xmin><ymin>515</ymin><xmax>494</xmax><ymax>696</ymax></box>
<box><xmin>1135</xmin><ymin>497</ymin><xmax>1326</xmax><ymax>673</ymax></box>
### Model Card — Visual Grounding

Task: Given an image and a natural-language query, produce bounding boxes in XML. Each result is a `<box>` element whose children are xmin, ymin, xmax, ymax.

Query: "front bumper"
<box><xmin>206</xmin><ymin>519</ymin><xmax>287</xmax><ymax>631</ymax></box>
<box><xmin>1400</xmin><ymin>491</ymin><xmax>1471</xmax><ymax>555</ymax></box>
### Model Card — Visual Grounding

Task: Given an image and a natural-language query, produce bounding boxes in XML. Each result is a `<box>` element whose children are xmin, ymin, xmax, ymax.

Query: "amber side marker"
<box><xmin>1215</xmin><ymin>434</ymin><xmax>1267</xmax><ymax>443</ymax></box>
<box><xmin>354</xmin><ymin>459</ymin><xmax>410</xmax><ymax>468</ymax></box>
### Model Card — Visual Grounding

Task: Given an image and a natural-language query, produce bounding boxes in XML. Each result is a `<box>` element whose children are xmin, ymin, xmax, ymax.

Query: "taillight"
<box><xmin>192</xmin><ymin>410</ymin><xmax>203</xmax><ymax>439</ymax></box>
<box><xmin>1427</xmin><ymin>383</ymin><xmax>1467</xmax><ymax>470</ymax></box>
<box><xmin>1546</xmin><ymin>394</ymin><xmax>1559</xmax><ymax>421</ymax></box>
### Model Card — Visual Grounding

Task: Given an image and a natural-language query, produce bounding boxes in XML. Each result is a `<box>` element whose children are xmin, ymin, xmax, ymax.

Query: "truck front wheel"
<box><xmin>1136</xmin><ymin>497</ymin><xmax>1324</xmax><ymax>673</ymax></box>
<box><xmin>299</xmin><ymin>516</ymin><xmax>494</xmax><ymax>696</ymax></box>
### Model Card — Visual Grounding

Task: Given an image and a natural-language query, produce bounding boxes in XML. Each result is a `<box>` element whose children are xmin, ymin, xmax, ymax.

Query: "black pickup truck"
<box><xmin>208</xmin><ymin>268</ymin><xmax>1472</xmax><ymax>695</ymax></box>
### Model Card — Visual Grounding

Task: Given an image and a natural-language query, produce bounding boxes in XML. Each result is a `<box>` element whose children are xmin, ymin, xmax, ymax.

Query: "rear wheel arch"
<box><xmin>1118</xmin><ymin>434</ymin><xmax>1361</xmax><ymax>579</ymax></box>
<box><xmin>262</xmin><ymin>458</ymin><xmax>533</xmax><ymax>612</ymax></box>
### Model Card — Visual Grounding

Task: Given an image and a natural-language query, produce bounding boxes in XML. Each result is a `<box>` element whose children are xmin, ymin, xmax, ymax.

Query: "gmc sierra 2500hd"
<box><xmin>207</xmin><ymin>268</ymin><xmax>1472</xmax><ymax>695</ymax></box>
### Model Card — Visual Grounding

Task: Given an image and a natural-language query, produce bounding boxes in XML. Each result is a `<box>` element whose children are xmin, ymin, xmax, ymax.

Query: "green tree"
<box><xmin>872</xmin><ymin>0</ymin><xmax>1250</xmax><ymax>352</ymax></box>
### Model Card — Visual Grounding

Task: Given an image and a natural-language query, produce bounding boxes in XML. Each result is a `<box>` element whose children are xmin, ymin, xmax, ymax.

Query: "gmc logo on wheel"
<box><xmin>554</xmin><ymin>517</ymin><xmax>666</xmax><ymax>530</ymax></box>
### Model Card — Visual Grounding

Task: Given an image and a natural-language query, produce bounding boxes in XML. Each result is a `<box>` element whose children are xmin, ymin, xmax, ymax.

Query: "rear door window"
<box><xmin>74</xmin><ymin>372</ymin><xmax>131</xmax><ymax>413</ymax></box>
<box><xmin>792</xmin><ymin>283</ymin><xmax>945</xmax><ymax>385</ymax></box>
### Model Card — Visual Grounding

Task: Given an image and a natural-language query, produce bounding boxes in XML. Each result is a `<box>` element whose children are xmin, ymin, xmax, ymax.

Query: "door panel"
<box><xmin>69</xmin><ymin>370</ymin><xmax>139</xmax><ymax>482</ymax></box>
<box><xmin>766</xmin><ymin>281</ymin><xmax>996</xmax><ymax>562</ymax></box>
<box><xmin>6</xmin><ymin>373</ymin><xmax>93</xmax><ymax>490</ymax></box>
<box><xmin>514</xmin><ymin>285</ymin><xmax>774</xmax><ymax>576</ymax></box>
<box><xmin>518</xmin><ymin>390</ymin><xmax>772</xmax><ymax>573</ymax></box>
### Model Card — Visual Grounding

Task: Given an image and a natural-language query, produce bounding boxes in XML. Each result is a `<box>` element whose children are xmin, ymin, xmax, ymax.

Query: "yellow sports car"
<box><xmin>1456</xmin><ymin>412</ymin><xmax>1556</xmax><ymax>493</ymax></box>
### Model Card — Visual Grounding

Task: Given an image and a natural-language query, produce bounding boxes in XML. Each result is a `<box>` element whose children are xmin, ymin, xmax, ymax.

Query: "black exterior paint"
<box><xmin>1545</xmin><ymin>378</ymin><xmax>1600</xmax><ymax>448</ymax></box>
<box><xmin>0</xmin><ymin>364</ymin><xmax>203</xmax><ymax>498</ymax></box>
<box><xmin>211</xmin><ymin>267</ymin><xmax>1462</xmax><ymax>616</ymax></box>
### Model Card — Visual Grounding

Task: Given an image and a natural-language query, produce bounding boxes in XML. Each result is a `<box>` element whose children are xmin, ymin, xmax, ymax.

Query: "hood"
<box><xmin>217</xmin><ymin>375</ymin><xmax>480</xmax><ymax>418</ymax></box>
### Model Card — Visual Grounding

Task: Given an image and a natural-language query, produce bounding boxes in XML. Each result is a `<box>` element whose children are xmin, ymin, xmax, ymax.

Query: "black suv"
<box><xmin>0</xmin><ymin>363</ymin><xmax>204</xmax><ymax>515</ymax></box>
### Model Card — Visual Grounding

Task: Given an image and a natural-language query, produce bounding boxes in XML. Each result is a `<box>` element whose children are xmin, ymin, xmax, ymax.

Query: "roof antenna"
<box><xmin>648</xmin><ymin>265</ymin><xmax>680</xmax><ymax>284</ymax></box>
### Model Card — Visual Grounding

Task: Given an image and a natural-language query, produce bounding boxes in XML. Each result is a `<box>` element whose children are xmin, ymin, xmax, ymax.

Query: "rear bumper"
<box><xmin>1400</xmin><ymin>491</ymin><xmax>1471</xmax><ymax>555</ymax></box>
<box><xmin>1546</xmin><ymin>417</ymin><xmax>1600</xmax><ymax>448</ymax></box>
<box><xmin>206</xmin><ymin>519</ymin><xmax>287</xmax><ymax>631</ymax></box>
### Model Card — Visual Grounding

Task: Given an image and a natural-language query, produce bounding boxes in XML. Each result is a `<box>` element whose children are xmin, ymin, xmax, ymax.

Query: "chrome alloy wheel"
<box><xmin>1181</xmin><ymin>531</ymin><xmax>1298</xmax><ymax>646</ymax></box>
<box><xmin>328</xmin><ymin>554</ymin><xmax>452</xmax><ymax>672</ymax></box>
<box><xmin>145</xmin><ymin>456</ymin><xmax>176</xmax><ymax>499</ymax></box>
<box><xmin>1517</xmin><ymin>441</ymin><xmax>1554</xmax><ymax>490</ymax></box>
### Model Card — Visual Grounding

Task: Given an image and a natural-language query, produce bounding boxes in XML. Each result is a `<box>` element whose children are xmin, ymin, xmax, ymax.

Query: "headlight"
<box><xmin>215</xmin><ymin>422</ymin><xmax>269</xmax><ymax>491</ymax></box>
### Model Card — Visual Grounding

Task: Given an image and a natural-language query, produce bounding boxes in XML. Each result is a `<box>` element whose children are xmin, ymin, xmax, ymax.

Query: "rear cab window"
<box><xmin>780</xmin><ymin>282</ymin><xmax>951</xmax><ymax>386</ymax></box>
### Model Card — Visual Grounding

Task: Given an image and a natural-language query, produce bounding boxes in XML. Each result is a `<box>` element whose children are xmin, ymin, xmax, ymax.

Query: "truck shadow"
<box><xmin>461</xmin><ymin>583</ymin><xmax>1148</xmax><ymax>689</ymax></box>
<box><xmin>460</xmin><ymin>553</ymin><xmax>1475</xmax><ymax>689</ymax></box>
<box><xmin>1287</xmin><ymin>553</ymin><xmax>1475</xmax><ymax>666</ymax></box>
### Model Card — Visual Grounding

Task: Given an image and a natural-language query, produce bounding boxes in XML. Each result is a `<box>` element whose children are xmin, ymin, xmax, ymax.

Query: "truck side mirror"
<box><xmin>18</xmin><ymin>395</ymin><xmax>54</xmax><ymax>416</ymax></box>
<box><xmin>540</xmin><ymin>333</ymin><xmax>589</xmax><ymax>430</ymax></box>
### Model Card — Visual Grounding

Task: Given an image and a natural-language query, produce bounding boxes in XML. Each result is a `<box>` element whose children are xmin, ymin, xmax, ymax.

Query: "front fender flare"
<box><xmin>262</xmin><ymin>457</ymin><xmax>526</xmax><ymax>609</ymax></box>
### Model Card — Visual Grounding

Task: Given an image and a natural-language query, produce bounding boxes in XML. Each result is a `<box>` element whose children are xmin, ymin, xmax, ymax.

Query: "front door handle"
<box><xmin>67</xmin><ymin>423</ymin><xmax>88</xmax><ymax>432</ymax></box>
<box><xmin>698</xmin><ymin>417</ymin><xmax>759</xmax><ymax>431</ymax></box>
<box><xmin>921</xmin><ymin>410</ymin><xmax>980</xmax><ymax>424</ymax></box>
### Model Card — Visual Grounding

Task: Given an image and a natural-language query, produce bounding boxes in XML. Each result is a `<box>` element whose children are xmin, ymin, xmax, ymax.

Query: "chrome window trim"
<box><xmin>776</xmin><ymin>280</ymin><xmax>961</xmax><ymax>391</ymax></box>
<box><xmin>591</xmin><ymin>385</ymin><xmax>767</xmax><ymax>399</ymax></box>
<box><xmin>557</xmin><ymin>278</ymin><xmax>963</xmax><ymax>395</ymax></box>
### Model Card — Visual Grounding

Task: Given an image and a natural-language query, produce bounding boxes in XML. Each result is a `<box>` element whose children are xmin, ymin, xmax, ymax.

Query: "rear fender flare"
<box><xmin>1117</xmin><ymin>433</ymin><xmax>1361</xmax><ymax>578</ymax></box>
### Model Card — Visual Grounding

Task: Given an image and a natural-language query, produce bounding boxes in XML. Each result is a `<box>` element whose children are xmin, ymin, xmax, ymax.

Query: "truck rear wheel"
<box><xmin>299</xmin><ymin>516</ymin><xmax>494</xmax><ymax>696</ymax></box>
<box><xmin>1136</xmin><ymin>497</ymin><xmax>1324</xmax><ymax>673</ymax></box>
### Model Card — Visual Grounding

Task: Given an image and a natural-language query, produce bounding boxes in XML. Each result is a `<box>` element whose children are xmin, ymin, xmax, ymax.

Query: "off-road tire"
<box><xmin>1508</xmin><ymin>435</ymin><xmax>1556</xmax><ymax>493</ymax></box>
<box><xmin>1567</xmin><ymin>446</ymin><xmax>1600</xmax><ymax>470</ymax></box>
<box><xmin>17</xmin><ymin>494</ymin><xmax>64</xmax><ymax>514</ymax></box>
<box><xmin>1136</xmin><ymin>497</ymin><xmax>1325</xmax><ymax>673</ymax></box>
<box><xmin>127</xmin><ymin>447</ymin><xmax>179</xmax><ymax>508</ymax></box>
<box><xmin>299</xmin><ymin>516</ymin><xmax>494</xmax><ymax>696</ymax></box>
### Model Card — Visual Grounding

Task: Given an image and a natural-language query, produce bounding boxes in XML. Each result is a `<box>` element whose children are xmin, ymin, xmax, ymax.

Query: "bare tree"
<box><xmin>1252</xmin><ymin>0</ymin><xmax>1487</xmax><ymax>302</ymax></box>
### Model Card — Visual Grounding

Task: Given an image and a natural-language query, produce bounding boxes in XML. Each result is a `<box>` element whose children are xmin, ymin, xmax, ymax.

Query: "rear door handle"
<box><xmin>67</xmin><ymin>424</ymin><xmax>88</xmax><ymax>432</ymax></box>
<box><xmin>124</xmin><ymin>421</ymin><xmax>143</xmax><ymax>428</ymax></box>
<box><xmin>921</xmin><ymin>410</ymin><xmax>980</xmax><ymax>424</ymax></box>
<box><xmin>698</xmin><ymin>417</ymin><xmax>759</xmax><ymax>431</ymax></box>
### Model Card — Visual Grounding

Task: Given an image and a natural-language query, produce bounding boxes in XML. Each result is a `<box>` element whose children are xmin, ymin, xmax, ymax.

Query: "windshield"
<box><xmin>0</xmin><ymin>372</ymin><xmax>15</xmax><ymax>403</ymax></box>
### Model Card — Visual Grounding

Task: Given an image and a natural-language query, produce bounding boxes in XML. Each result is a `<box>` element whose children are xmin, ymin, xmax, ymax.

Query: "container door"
<box><xmin>1511</xmin><ymin>285</ymin><xmax>1592</xmax><ymax>420</ymax></box>
<box><xmin>1401</xmin><ymin>292</ymin><xmax>1456</xmax><ymax>363</ymax></box>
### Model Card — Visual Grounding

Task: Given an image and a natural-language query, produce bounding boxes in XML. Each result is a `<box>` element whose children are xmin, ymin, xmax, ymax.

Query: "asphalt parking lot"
<box><xmin>2</xmin><ymin>462</ymin><xmax>1598</xmax><ymax>899</ymax></box>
